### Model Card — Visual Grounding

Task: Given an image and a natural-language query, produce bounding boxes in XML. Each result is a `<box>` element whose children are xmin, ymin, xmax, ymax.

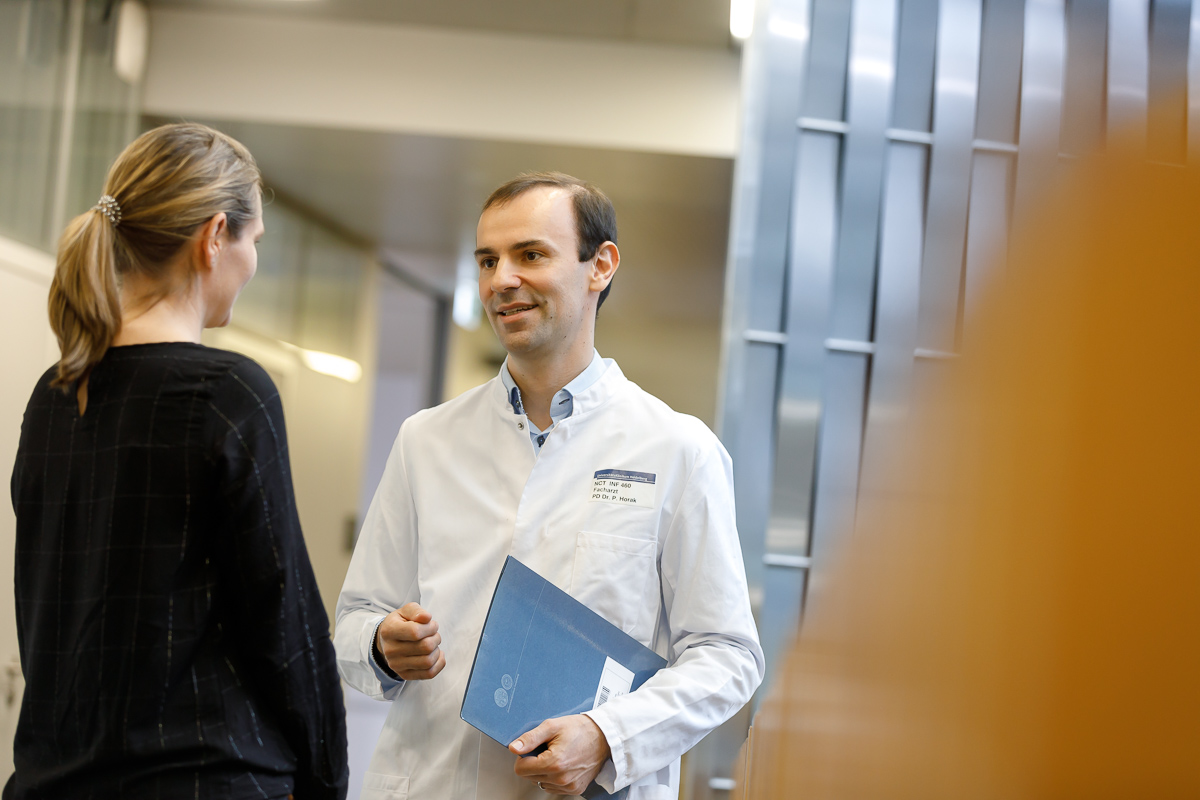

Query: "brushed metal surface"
<box><xmin>917</xmin><ymin>0</ymin><xmax>982</xmax><ymax>354</ymax></box>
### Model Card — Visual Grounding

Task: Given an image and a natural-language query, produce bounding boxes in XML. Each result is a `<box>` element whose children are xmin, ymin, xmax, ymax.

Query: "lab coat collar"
<box><xmin>489</xmin><ymin>355</ymin><xmax>626</xmax><ymax>422</ymax></box>
<box><xmin>499</xmin><ymin>349</ymin><xmax>606</xmax><ymax>419</ymax></box>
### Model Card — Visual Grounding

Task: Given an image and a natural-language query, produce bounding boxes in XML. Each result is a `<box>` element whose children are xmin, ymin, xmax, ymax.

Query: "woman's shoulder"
<box><xmin>111</xmin><ymin>342</ymin><xmax>275</xmax><ymax>390</ymax></box>
<box><xmin>22</xmin><ymin>364</ymin><xmax>68</xmax><ymax>416</ymax></box>
<box><xmin>103</xmin><ymin>342</ymin><xmax>281</xmax><ymax>419</ymax></box>
<box><xmin>190</xmin><ymin>346</ymin><xmax>282</xmax><ymax>418</ymax></box>
<box><xmin>202</xmin><ymin>347</ymin><xmax>278</xmax><ymax>397</ymax></box>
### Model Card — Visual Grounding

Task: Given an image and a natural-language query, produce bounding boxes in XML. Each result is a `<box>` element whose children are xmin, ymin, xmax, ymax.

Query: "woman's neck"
<box><xmin>111</xmin><ymin>277</ymin><xmax>204</xmax><ymax>346</ymax></box>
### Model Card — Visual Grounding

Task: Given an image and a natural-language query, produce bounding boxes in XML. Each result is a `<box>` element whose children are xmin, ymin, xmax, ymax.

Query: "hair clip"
<box><xmin>93</xmin><ymin>194</ymin><xmax>122</xmax><ymax>227</ymax></box>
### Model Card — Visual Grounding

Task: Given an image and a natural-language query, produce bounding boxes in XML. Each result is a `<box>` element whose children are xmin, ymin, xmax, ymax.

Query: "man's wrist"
<box><xmin>371</xmin><ymin>617</ymin><xmax>400</xmax><ymax>680</ymax></box>
<box><xmin>581</xmin><ymin>708</ymin><xmax>626</xmax><ymax>793</ymax></box>
<box><xmin>582</xmin><ymin>713</ymin><xmax>612</xmax><ymax>760</ymax></box>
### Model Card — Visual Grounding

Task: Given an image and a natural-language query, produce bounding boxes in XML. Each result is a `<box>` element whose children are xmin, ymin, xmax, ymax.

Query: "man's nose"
<box><xmin>488</xmin><ymin>257</ymin><xmax>522</xmax><ymax>293</ymax></box>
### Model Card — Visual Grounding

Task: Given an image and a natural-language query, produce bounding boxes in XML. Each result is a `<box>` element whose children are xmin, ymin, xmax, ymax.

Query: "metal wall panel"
<box><xmin>858</xmin><ymin>141</ymin><xmax>929</xmax><ymax>501</ymax></box>
<box><xmin>766</xmin><ymin>132</ymin><xmax>842</xmax><ymax>562</ymax></box>
<box><xmin>962</xmin><ymin>151</ymin><xmax>1015</xmax><ymax>343</ymax></box>
<box><xmin>717</xmin><ymin>1</ymin><xmax>1199</xmax><ymax>794</ymax></box>
<box><xmin>1013</xmin><ymin>0</ymin><xmax>1067</xmax><ymax>244</ymax></box>
<box><xmin>918</xmin><ymin>0</ymin><xmax>983</xmax><ymax>353</ymax></box>
<box><xmin>829</xmin><ymin>0</ymin><xmax>899</xmax><ymax>342</ymax></box>
<box><xmin>802</xmin><ymin>0</ymin><xmax>900</xmax><ymax>604</ymax></box>
<box><xmin>717</xmin><ymin>0</ymin><xmax>813</xmax><ymax>602</ymax></box>
<box><xmin>757</xmin><ymin>130</ymin><xmax>841</xmax><ymax>677</ymax></box>
<box><xmin>975</xmin><ymin>0</ymin><xmax>1026</xmax><ymax>144</ymax></box>
<box><xmin>801</xmin><ymin>0</ymin><xmax>855</xmax><ymax>120</ymax></box>
<box><xmin>1148</xmin><ymin>0</ymin><xmax>1191</xmax><ymax>163</ymax></box>
<box><xmin>893</xmin><ymin>0</ymin><xmax>941</xmax><ymax>132</ymax></box>
<box><xmin>708</xmin><ymin>0</ymin><xmax>813</xmax><ymax>793</ymax></box>
<box><xmin>1109</xmin><ymin>0</ymin><xmax>1151</xmax><ymax>146</ymax></box>
<box><xmin>1189</xmin><ymin>0</ymin><xmax>1200</xmax><ymax>162</ymax></box>
<box><xmin>1062</xmin><ymin>0</ymin><xmax>1108</xmax><ymax>158</ymax></box>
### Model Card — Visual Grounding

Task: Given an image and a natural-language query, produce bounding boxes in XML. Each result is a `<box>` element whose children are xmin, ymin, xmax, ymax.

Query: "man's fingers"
<box><xmin>510</xmin><ymin>718</ymin><xmax>558</xmax><ymax>756</ymax></box>
<box><xmin>394</xmin><ymin>645</ymin><xmax>443</xmax><ymax>672</ymax></box>
<box><xmin>382</xmin><ymin>608</ymin><xmax>438</xmax><ymax>643</ymax></box>
<box><xmin>382</xmin><ymin>630</ymin><xmax>441</xmax><ymax>659</ymax></box>
<box><xmin>399</xmin><ymin>602</ymin><xmax>431</xmax><ymax>624</ymax></box>
<box><xmin>396</xmin><ymin>647</ymin><xmax>446</xmax><ymax>681</ymax></box>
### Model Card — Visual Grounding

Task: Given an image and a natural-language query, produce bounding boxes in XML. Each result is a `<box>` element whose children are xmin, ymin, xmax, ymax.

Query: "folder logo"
<box><xmin>494</xmin><ymin>673</ymin><xmax>516</xmax><ymax>708</ymax></box>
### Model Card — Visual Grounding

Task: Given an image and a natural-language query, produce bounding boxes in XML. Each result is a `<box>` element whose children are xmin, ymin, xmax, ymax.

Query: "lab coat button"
<box><xmin>518</xmin><ymin>422</ymin><xmax>525</xmax><ymax>430</ymax></box>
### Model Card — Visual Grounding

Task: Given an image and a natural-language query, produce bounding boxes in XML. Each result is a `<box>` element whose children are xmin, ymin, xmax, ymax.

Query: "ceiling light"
<box><xmin>113</xmin><ymin>1</ymin><xmax>148</xmax><ymax>85</ymax></box>
<box><xmin>730</xmin><ymin>0</ymin><xmax>755</xmax><ymax>40</ymax></box>
<box><xmin>299</xmin><ymin>349</ymin><xmax>363</xmax><ymax>383</ymax></box>
<box><xmin>453</xmin><ymin>228</ymin><xmax>482</xmax><ymax>330</ymax></box>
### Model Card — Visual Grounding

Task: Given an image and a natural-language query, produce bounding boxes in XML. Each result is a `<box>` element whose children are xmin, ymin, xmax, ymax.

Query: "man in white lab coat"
<box><xmin>335</xmin><ymin>172</ymin><xmax>764</xmax><ymax>799</ymax></box>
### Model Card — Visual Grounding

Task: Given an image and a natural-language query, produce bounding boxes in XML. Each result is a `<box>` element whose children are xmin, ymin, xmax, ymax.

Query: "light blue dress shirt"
<box><xmin>500</xmin><ymin>350</ymin><xmax>608</xmax><ymax>450</ymax></box>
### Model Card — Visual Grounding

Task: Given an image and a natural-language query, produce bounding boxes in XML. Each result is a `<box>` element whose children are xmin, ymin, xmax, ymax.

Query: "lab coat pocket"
<box><xmin>360</xmin><ymin>771</ymin><xmax>409</xmax><ymax>800</ymax></box>
<box><xmin>570</xmin><ymin>530</ymin><xmax>659</xmax><ymax>641</ymax></box>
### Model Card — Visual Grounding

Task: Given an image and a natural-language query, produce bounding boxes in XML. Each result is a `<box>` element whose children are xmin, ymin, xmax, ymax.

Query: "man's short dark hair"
<box><xmin>483</xmin><ymin>171</ymin><xmax>617</xmax><ymax>311</ymax></box>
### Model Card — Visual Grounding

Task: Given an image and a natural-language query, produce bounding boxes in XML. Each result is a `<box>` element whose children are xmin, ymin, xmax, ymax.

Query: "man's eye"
<box><xmin>524</xmin><ymin>251</ymin><xmax>541</xmax><ymax>261</ymax></box>
<box><xmin>479</xmin><ymin>259</ymin><xmax>495</xmax><ymax>269</ymax></box>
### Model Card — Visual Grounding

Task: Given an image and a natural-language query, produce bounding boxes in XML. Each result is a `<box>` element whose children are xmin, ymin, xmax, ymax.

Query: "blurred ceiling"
<box><xmin>145</xmin><ymin>116</ymin><xmax>734</xmax><ymax>324</ymax></box>
<box><xmin>145</xmin><ymin>0</ymin><xmax>733</xmax><ymax>48</ymax></box>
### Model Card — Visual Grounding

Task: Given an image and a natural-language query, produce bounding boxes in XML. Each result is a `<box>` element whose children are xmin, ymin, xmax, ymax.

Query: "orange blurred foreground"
<box><xmin>737</xmin><ymin>151</ymin><xmax>1200</xmax><ymax>797</ymax></box>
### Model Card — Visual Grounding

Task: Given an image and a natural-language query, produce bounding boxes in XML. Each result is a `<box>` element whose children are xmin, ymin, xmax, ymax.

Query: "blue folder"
<box><xmin>461</xmin><ymin>556</ymin><xmax>667</xmax><ymax>800</ymax></box>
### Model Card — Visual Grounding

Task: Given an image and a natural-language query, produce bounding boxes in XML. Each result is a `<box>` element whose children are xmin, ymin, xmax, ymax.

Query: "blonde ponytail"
<box><xmin>48</xmin><ymin>207</ymin><xmax>123</xmax><ymax>388</ymax></box>
<box><xmin>47</xmin><ymin>123</ymin><xmax>262</xmax><ymax>389</ymax></box>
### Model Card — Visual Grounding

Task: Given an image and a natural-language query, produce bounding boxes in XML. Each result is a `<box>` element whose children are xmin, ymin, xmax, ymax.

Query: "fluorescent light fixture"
<box><xmin>113</xmin><ymin>0</ymin><xmax>149</xmax><ymax>85</ymax></box>
<box><xmin>298</xmin><ymin>349</ymin><xmax>363</xmax><ymax>383</ymax></box>
<box><xmin>453</xmin><ymin>228</ymin><xmax>482</xmax><ymax>329</ymax></box>
<box><xmin>730</xmin><ymin>0</ymin><xmax>755</xmax><ymax>40</ymax></box>
<box><xmin>453</xmin><ymin>277</ymin><xmax>481</xmax><ymax>330</ymax></box>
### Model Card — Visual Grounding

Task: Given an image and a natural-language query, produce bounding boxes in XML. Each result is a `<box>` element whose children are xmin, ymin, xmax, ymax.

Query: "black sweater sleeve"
<box><xmin>210</xmin><ymin>360</ymin><xmax>348</xmax><ymax>800</ymax></box>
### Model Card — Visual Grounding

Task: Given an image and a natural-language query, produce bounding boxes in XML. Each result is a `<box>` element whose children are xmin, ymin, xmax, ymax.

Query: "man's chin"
<box><xmin>496</xmin><ymin>332</ymin><xmax>544</xmax><ymax>359</ymax></box>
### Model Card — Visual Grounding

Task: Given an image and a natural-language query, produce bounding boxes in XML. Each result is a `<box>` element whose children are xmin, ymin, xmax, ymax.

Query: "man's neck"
<box><xmin>507</xmin><ymin>344</ymin><xmax>594</xmax><ymax>430</ymax></box>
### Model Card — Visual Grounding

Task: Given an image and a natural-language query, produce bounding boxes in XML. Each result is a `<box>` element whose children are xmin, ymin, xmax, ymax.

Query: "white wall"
<box><xmin>0</xmin><ymin>236</ymin><xmax>61</xmax><ymax>780</ymax></box>
<box><xmin>358</xmin><ymin>273</ymin><xmax>441</xmax><ymax>520</ymax></box>
<box><xmin>143</xmin><ymin>8</ymin><xmax>741</xmax><ymax>158</ymax></box>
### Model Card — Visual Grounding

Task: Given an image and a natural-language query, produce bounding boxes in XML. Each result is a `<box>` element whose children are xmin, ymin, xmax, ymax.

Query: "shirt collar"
<box><xmin>500</xmin><ymin>350</ymin><xmax>607</xmax><ymax>422</ymax></box>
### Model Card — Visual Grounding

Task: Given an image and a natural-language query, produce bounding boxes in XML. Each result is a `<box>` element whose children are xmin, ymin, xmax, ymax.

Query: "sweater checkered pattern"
<box><xmin>7</xmin><ymin>343</ymin><xmax>347</xmax><ymax>800</ymax></box>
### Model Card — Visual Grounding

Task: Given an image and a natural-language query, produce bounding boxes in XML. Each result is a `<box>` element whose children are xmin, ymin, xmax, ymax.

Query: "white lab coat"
<box><xmin>335</xmin><ymin>360</ymin><xmax>764</xmax><ymax>800</ymax></box>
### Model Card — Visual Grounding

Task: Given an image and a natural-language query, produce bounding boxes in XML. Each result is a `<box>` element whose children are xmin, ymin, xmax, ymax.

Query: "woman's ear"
<box><xmin>194</xmin><ymin>212</ymin><xmax>228</xmax><ymax>273</ymax></box>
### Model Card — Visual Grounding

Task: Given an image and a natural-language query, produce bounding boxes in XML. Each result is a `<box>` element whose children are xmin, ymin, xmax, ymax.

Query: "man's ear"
<box><xmin>590</xmin><ymin>241</ymin><xmax>619</xmax><ymax>292</ymax></box>
<box><xmin>193</xmin><ymin>212</ymin><xmax>228</xmax><ymax>273</ymax></box>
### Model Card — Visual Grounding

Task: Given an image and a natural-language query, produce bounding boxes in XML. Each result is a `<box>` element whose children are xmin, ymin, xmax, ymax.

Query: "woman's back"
<box><xmin>10</xmin><ymin>342</ymin><xmax>345</xmax><ymax>799</ymax></box>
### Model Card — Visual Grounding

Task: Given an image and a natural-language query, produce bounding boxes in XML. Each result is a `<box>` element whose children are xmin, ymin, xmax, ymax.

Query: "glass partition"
<box><xmin>0</xmin><ymin>0</ymin><xmax>138</xmax><ymax>253</ymax></box>
<box><xmin>64</xmin><ymin>0</ymin><xmax>138</xmax><ymax>225</ymax></box>
<box><xmin>0</xmin><ymin>0</ymin><xmax>71</xmax><ymax>250</ymax></box>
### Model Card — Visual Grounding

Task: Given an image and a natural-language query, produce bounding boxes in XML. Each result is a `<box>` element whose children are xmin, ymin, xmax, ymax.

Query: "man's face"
<box><xmin>475</xmin><ymin>187</ymin><xmax>599</xmax><ymax>361</ymax></box>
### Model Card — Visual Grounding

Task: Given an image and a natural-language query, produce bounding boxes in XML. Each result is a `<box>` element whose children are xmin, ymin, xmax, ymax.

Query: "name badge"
<box><xmin>590</xmin><ymin>469</ymin><xmax>656</xmax><ymax>507</ymax></box>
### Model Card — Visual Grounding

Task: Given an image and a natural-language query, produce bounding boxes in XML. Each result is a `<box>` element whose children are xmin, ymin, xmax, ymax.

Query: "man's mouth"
<box><xmin>498</xmin><ymin>305</ymin><xmax>536</xmax><ymax>317</ymax></box>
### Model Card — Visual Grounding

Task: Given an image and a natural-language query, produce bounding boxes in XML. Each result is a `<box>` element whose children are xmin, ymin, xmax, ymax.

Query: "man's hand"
<box><xmin>509</xmin><ymin>714</ymin><xmax>611</xmax><ymax>796</ymax></box>
<box><xmin>375</xmin><ymin>602</ymin><xmax>446</xmax><ymax>680</ymax></box>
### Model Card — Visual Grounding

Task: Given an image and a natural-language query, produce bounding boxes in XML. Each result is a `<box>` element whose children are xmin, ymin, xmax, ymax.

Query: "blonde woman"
<box><xmin>7</xmin><ymin>124</ymin><xmax>347</xmax><ymax>799</ymax></box>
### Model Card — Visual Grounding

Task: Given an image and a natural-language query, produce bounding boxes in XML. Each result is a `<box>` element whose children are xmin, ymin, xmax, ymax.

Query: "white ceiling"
<box><xmin>146</xmin><ymin>0</ymin><xmax>733</xmax><ymax>48</ymax></box>
<box><xmin>144</xmin><ymin>0</ymin><xmax>736</xmax><ymax>328</ymax></box>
